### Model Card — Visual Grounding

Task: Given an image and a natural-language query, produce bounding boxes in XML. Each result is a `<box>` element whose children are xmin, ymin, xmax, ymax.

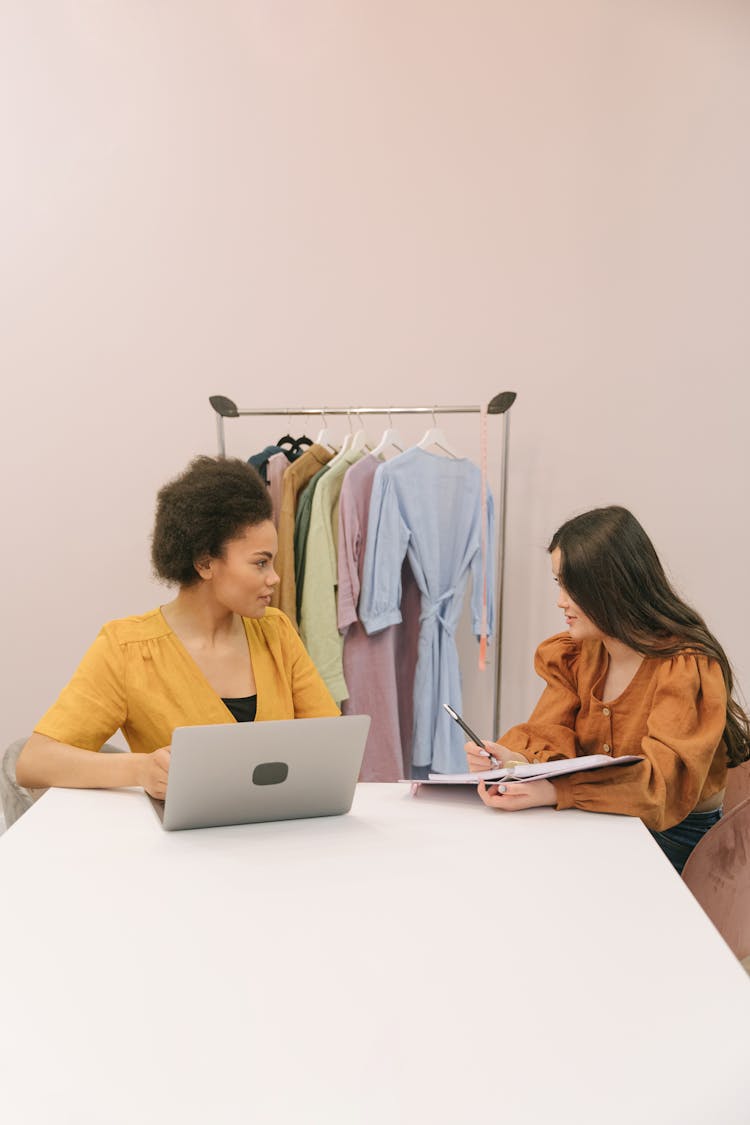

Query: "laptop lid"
<box><xmin>153</xmin><ymin>714</ymin><xmax>370</xmax><ymax>831</ymax></box>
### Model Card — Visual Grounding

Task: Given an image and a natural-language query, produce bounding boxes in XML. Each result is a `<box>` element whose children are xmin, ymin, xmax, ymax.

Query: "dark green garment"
<box><xmin>294</xmin><ymin>464</ymin><xmax>330</xmax><ymax>619</ymax></box>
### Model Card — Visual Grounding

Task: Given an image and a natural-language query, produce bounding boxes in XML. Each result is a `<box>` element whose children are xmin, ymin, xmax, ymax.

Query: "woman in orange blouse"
<box><xmin>17</xmin><ymin>457</ymin><xmax>338</xmax><ymax>801</ymax></box>
<box><xmin>465</xmin><ymin>506</ymin><xmax>750</xmax><ymax>872</ymax></box>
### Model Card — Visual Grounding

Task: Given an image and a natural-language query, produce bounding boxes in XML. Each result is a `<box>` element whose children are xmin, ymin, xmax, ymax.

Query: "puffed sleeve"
<box><xmin>34</xmin><ymin>625</ymin><xmax>127</xmax><ymax>751</ymax></box>
<box><xmin>359</xmin><ymin>469</ymin><xmax>410</xmax><ymax>635</ymax></box>
<box><xmin>553</xmin><ymin>653</ymin><xmax>727</xmax><ymax>831</ymax></box>
<box><xmin>336</xmin><ymin>473</ymin><xmax>362</xmax><ymax>632</ymax></box>
<box><xmin>499</xmin><ymin>634</ymin><xmax>584</xmax><ymax>761</ymax></box>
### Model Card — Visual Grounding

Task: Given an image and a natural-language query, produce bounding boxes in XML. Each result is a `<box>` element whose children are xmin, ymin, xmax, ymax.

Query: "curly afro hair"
<box><xmin>151</xmin><ymin>456</ymin><xmax>272</xmax><ymax>587</ymax></box>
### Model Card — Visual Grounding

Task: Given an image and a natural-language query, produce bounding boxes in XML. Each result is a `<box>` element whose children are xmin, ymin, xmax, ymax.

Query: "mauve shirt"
<box><xmin>337</xmin><ymin>454</ymin><xmax>420</xmax><ymax>781</ymax></box>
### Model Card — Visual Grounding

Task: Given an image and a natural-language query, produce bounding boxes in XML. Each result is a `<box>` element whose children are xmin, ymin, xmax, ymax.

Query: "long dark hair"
<box><xmin>549</xmin><ymin>506</ymin><xmax>750</xmax><ymax>768</ymax></box>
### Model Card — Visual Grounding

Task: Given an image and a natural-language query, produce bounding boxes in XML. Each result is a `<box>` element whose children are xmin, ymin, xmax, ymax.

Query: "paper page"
<box><xmin>426</xmin><ymin>755</ymin><xmax>644</xmax><ymax>784</ymax></box>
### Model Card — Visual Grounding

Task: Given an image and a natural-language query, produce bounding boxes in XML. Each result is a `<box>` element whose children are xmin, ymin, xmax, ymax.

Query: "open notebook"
<box><xmin>413</xmin><ymin>754</ymin><xmax>644</xmax><ymax>785</ymax></box>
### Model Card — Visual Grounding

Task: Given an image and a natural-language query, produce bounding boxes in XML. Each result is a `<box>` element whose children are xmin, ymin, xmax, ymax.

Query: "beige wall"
<box><xmin>2</xmin><ymin>0</ymin><xmax>749</xmax><ymax>755</ymax></box>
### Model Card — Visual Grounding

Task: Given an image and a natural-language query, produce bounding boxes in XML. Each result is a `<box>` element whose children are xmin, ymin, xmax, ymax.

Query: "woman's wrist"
<box><xmin>127</xmin><ymin>753</ymin><xmax>147</xmax><ymax>789</ymax></box>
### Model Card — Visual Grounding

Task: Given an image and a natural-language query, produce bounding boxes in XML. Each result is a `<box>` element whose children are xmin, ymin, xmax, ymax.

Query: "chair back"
<box><xmin>725</xmin><ymin>760</ymin><xmax>750</xmax><ymax>814</ymax></box>
<box><xmin>1</xmin><ymin>737</ymin><xmax>128</xmax><ymax>830</ymax></box>
<box><xmin>0</xmin><ymin>739</ymin><xmax>38</xmax><ymax>829</ymax></box>
<box><xmin>682</xmin><ymin>795</ymin><xmax>750</xmax><ymax>961</ymax></box>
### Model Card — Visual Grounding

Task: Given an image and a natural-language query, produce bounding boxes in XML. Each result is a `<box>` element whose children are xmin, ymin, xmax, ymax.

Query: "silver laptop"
<box><xmin>150</xmin><ymin>714</ymin><xmax>370</xmax><ymax>831</ymax></box>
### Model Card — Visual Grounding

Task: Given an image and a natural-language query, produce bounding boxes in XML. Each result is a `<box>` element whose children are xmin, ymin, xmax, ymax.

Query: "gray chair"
<box><xmin>0</xmin><ymin>737</ymin><xmax>126</xmax><ymax>830</ymax></box>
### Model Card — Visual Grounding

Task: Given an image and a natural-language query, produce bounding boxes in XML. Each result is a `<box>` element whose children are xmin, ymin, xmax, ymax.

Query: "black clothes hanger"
<box><xmin>275</xmin><ymin>433</ymin><xmax>313</xmax><ymax>457</ymax></box>
<box><xmin>275</xmin><ymin>433</ymin><xmax>298</xmax><ymax>450</ymax></box>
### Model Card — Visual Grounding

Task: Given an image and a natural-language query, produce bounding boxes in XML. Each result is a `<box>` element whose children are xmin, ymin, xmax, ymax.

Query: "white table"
<box><xmin>1</xmin><ymin>784</ymin><xmax>748</xmax><ymax>1124</ymax></box>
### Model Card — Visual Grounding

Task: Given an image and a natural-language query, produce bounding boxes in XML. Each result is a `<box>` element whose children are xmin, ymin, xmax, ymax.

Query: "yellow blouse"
<box><xmin>35</xmin><ymin>607</ymin><xmax>339</xmax><ymax>755</ymax></box>
<box><xmin>499</xmin><ymin>633</ymin><xmax>728</xmax><ymax>831</ymax></box>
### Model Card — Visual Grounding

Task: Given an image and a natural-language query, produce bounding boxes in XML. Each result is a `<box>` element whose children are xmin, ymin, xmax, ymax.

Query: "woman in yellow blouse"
<box><xmin>17</xmin><ymin>457</ymin><xmax>338</xmax><ymax>800</ymax></box>
<box><xmin>465</xmin><ymin>506</ymin><xmax>750</xmax><ymax>872</ymax></box>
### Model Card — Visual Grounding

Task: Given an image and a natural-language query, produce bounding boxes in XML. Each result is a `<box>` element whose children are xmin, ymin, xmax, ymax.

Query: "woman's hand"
<box><xmin>139</xmin><ymin>746</ymin><xmax>171</xmax><ymax>799</ymax></box>
<box><xmin>464</xmin><ymin>740</ymin><xmax>528</xmax><ymax>774</ymax></box>
<box><xmin>477</xmin><ymin>779</ymin><xmax>557</xmax><ymax>811</ymax></box>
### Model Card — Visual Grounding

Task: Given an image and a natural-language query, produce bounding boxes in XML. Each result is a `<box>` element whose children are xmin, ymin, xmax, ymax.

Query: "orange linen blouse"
<box><xmin>35</xmin><ymin>607</ymin><xmax>339</xmax><ymax>756</ymax></box>
<box><xmin>499</xmin><ymin>633</ymin><xmax>728</xmax><ymax>831</ymax></box>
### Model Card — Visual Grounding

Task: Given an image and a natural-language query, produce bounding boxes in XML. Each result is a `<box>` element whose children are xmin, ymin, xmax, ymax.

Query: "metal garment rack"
<box><xmin>209</xmin><ymin>391</ymin><xmax>517</xmax><ymax>735</ymax></box>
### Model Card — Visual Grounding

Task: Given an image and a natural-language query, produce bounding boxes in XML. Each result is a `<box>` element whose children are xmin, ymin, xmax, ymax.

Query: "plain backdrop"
<box><xmin>1</xmin><ymin>0</ymin><xmax>748</xmax><ymax>769</ymax></box>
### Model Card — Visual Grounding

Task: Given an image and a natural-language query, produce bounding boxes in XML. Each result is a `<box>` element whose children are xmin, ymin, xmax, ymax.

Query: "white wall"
<box><xmin>1</xmin><ymin>0</ymin><xmax>749</xmax><ymax>756</ymax></box>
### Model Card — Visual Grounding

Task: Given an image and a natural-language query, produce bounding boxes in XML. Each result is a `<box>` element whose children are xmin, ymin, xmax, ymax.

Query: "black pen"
<box><xmin>443</xmin><ymin>703</ymin><xmax>501</xmax><ymax>769</ymax></box>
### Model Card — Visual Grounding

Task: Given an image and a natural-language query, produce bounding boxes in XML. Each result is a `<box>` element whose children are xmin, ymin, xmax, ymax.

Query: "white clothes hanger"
<box><xmin>326</xmin><ymin>412</ymin><xmax>356</xmax><ymax>468</ymax></box>
<box><xmin>348</xmin><ymin>413</ymin><xmax>370</xmax><ymax>454</ymax></box>
<box><xmin>371</xmin><ymin>410</ymin><xmax>404</xmax><ymax>459</ymax></box>
<box><xmin>415</xmin><ymin>408</ymin><xmax>460</xmax><ymax>458</ymax></box>
<box><xmin>315</xmin><ymin>409</ymin><xmax>339</xmax><ymax>452</ymax></box>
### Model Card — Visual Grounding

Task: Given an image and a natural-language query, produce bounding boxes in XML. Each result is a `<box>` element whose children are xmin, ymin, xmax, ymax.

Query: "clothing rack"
<box><xmin>209</xmin><ymin>391</ymin><xmax>517</xmax><ymax>736</ymax></box>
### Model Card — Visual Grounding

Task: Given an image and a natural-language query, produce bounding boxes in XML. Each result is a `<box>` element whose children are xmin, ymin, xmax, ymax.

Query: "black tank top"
<box><xmin>221</xmin><ymin>694</ymin><xmax>257</xmax><ymax>723</ymax></box>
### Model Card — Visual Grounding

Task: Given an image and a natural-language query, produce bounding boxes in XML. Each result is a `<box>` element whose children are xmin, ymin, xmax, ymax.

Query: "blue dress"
<box><xmin>359</xmin><ymin>448</ymin><xmax>494</xmax><ymax>773</ymax></box>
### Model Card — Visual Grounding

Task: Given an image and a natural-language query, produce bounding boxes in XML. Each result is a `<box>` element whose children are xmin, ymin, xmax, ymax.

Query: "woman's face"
<box><xmin>198</xmin><ymin>520</ymin><xmax>280</xmax><ymax>618</ymax></box>
<box><xmin>550</xmin><ymin>547</ymin><xmax>605</xmax><ymax>644</ymax></box>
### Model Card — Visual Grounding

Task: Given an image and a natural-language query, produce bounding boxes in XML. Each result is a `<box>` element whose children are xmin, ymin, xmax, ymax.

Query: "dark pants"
<box><xmin>649</xmin><ymin>807</ymin><xmax>722</xmax><ymax>874</ymax></box>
